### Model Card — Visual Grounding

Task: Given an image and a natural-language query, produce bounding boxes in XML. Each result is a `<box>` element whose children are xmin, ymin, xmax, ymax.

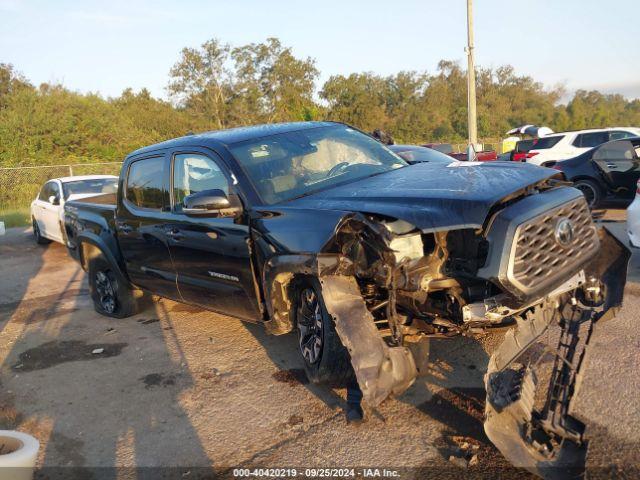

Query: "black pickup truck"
<box><xmin>64</xmin><ymin>121</ymin><xmax>628</xmax><ymax>477</ymax></box>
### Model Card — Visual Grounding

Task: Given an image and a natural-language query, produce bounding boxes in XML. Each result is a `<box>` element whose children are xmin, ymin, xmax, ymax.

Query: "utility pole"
<box><xmin>466</xmin><ymin>0</ymin><xmax>478</xmax><ymax>161</ymax></box>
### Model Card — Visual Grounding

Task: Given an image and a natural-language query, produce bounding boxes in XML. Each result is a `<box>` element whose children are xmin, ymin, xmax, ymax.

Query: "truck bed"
<box><xmin>64</xmin><ymin>193</ymin><xmax>119</xmax><ymax>263</ymax></box>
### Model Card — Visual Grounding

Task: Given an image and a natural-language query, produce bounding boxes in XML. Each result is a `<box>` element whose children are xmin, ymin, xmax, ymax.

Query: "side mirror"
<box><xmin>49</xmin><ymin>195</ymin><xmax>60</xmax><ymax>206</ymax></box>
<box><xmin>182</xmin><ymin>189</ymin><xmax>241</xmax><ymax>217</ymax></box>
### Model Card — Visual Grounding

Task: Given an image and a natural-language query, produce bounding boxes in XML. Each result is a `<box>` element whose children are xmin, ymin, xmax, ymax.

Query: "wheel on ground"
<box><xmin>295</xmin><ymin>278</ymin><xmax>355</xmax><ymax>388</ymax></box>
<box><xmin>32</xmin><ymin>219</ymin><xmax>51</xmax><ymax>245</ymax></box>
<box><xmin>88</xmin><ymin>255</ymin><xmax>137</xmax><ymax>318</ymax></box>
<box><xmin>573</xmin><ymin>179</ymin><xmax>601</xmax><ymax>209</ymax></box>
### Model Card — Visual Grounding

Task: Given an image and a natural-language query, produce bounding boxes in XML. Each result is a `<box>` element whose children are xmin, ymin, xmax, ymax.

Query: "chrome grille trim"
<box><xmin>507</xmin><ymin>196</ymin><xmax>599</xmax><ymax>293</ymax></box>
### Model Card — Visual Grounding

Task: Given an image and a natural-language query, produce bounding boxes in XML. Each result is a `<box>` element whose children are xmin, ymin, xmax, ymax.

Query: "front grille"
<box><xmin>509</xmin><ymin>196</ymin><xmax>599</xmax><ymax>293</ymax></box>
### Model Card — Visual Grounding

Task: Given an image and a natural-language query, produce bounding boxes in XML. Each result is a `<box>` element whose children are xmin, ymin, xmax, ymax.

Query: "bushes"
<box><xmin>1</xmin><ymin>40</ymin><xmax>640</xmax><ymax>169</ymax></box>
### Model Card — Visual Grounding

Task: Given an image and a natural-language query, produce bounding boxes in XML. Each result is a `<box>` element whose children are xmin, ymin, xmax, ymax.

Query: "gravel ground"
<box><xmin>0</xmin><ymin>212</ymin><xmax>637</xmax><ymax>479</ymax></box>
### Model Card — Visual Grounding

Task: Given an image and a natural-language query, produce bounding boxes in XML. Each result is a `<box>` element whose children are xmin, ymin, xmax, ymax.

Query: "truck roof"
<box><xmin>127</xmin><ymin>121</ymin><xmax>341</xmax><ymax>158</ymax></box>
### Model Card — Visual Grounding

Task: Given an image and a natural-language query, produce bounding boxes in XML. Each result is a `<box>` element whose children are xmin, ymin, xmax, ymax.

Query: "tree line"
<box><xmin>2</xmin><ymin>36</ymin><xmax>640</xmax><ymax>167</ymax></box>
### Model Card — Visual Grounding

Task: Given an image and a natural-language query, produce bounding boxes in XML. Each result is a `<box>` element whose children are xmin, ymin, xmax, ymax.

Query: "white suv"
<box><xmin>525</xmin><ymin>127</ymin><xmax>640</xmax><ymax>166</ymax></box>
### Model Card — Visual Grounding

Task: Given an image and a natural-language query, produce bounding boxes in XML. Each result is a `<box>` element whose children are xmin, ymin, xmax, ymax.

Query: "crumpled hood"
<box><xmin>285</xmin><ymin>161</ymin><xmax>557</xmax><ymax>232</ymax></box>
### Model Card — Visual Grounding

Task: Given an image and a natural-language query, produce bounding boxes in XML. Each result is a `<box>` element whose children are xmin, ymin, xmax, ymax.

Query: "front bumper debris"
<box><xmin>320</xmin><ymin>274</ymin><xmax>417</xmax><ymax>406</ymax></box>
<box><xmin>484</xmin><ymin>228</ymin><xmax>630</xmax><ymax>479</ymax></box>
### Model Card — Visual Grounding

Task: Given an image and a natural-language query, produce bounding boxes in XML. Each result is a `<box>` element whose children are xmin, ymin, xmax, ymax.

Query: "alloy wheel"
<box><xmin>95</xmin><ymin>270</ymin><xmax>117</xmax><ymax>314</ymax></box>
<box><xmin>297</xmin><ymin>288</ymin><xmax>323</xmax><ymax>365</ymax></box>
<box><xmin>577</xmin><ymin>183</ymin><xmax>597</xmax><ymax>208</ymax></box>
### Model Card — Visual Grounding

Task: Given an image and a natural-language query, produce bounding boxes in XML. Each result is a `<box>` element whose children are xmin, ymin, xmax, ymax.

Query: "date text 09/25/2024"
<box><xmin>232</xmin><ymin>468</ymin><xmax>401</xmax><ymax>478</ymax></box>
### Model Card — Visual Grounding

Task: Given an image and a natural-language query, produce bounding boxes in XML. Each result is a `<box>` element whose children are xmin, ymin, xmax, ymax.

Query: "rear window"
<box><xmin>572</xmin><ymin>132</ymin><xmax>609</xmax><ymax>148</ymax></box>
<box><xmin>62</xmin><ymin>178</ymin><xmax>117</xmax><ymax>200</ymax></box>
<box><xmin>125</xmin><ymin>157</ymin><xmax>165</xmax><ymax>209</ymax></box>
<box><xmin>515</xmin><ymin>139</ymin><xmax>534</xmax><ymax>153</ymax></box>
<box><xmin>531</xmin><ymin>136</ymin><xmax>564</xmax><ymax>150</ymax></box>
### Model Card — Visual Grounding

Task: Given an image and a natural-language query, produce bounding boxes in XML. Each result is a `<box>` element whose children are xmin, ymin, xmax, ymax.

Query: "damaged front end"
<box><xmin>484</xmin><ymin>228</ymin><xmax>629</xmax><ymax>478</ymax></box>
<box><xmin>258</xmin><ymin>180</ymin><xmax>629</xmax><ymax>477</ymax></box>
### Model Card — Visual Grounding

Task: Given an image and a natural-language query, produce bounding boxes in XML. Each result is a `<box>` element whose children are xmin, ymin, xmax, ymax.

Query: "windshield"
<box><xmin>62</xmin><ymin>178</ymin><xmax>117</xmax><ymax>200</ymax></box>
<box><xmin>228</xmin><ymin>125</ymin><xmax>407</xmax><ymax>204</ymax></box>
<box><xmin>389</xmin><ymin>145</ymin><xmax>452</xmax><ymax>164</ymax></box>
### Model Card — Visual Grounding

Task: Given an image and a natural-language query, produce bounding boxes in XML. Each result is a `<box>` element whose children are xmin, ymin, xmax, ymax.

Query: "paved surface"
<box><xmin>0</xmin><ymin>213</ymin><xmax>638</xmax><ymax>479</ymax></box>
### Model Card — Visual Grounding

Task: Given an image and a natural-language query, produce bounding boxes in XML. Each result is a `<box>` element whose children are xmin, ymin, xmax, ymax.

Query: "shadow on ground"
<box><xmin>0</xmin><ymin>229</ymin><xmax>215</xmax><ymax>480</ymax></box>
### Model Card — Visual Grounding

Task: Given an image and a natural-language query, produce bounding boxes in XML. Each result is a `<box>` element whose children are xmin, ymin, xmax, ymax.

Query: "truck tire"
<box><xmin>295</xmin><ymin>278</ymin><xmax>355</xmax><ymax>388</ymax></box>
<box><xmin>574</xmin><ymin>179</ymin><xmax>602</xmax><ymax>209</ymax></box>
<box><xmin>32</xmin><ymin>219</ymin><xmax>51</xmax><ymax>245</ymax></box>
<box><xmin>88</xmin><ymin>255</ymin><xmax>137</xmax><ymax>318</ymax></box>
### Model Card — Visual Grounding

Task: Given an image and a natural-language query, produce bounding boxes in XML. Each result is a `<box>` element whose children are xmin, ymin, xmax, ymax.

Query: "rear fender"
<box><xmin>77</xmin><ymin>232</ymin><xmax>132</xmax><ymax>289</ymax></box>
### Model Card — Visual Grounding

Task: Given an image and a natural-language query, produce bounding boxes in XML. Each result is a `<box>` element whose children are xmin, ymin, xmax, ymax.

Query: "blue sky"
<box><xmin>1</xmin><ymin>0</ymin><xmax>639</xmax><ymax>101</ymax></box>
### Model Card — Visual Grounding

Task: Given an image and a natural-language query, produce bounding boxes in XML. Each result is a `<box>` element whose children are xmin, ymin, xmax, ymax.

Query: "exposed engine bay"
<box><xmin>261</xmin><ymin>178</ymin><xmax>630</xmax><ymax>478</ymax></box>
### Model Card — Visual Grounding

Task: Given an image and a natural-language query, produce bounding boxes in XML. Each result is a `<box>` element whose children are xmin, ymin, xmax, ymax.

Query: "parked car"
<box><xmin>502</xmin><ymin>125</ymin><xmax>554</xmax><ymax>161</ymax></box>
<box><xmin>627</xmin><ymin>179</ymin><xmax>640</xmax><ymax>247</ymax></box>
<box><xmin>31</xmin><ymin>175</ymin><xmax>118</xmax><ymax>244</ymax></box>
<box><xmin>388</xmin><ymin>144</ymin><xmax>452</xmax><ymax>164</ymax></box>
<box><xmin>524</xmin><ymin>127</ymin><xmax>640</xmax><ymax>166</ymax></box>
<box><xmin>509</xmin><ymin>138</ymin><xmax>535</xmax><ymax>161</ymax></box>
<box><xmin>64</xmin><ymin>121</ymin><xmax>627</xmax><ymax>477</ymax></box>
<box><xmin>422</xmin><ymin>143</ymin><xmax>498</xmax><ymax>161</ymax></box>
<box><xmin>546</xmin><ymin>137</ymin><xmax>640</xmax><ymax>208</ymax></box>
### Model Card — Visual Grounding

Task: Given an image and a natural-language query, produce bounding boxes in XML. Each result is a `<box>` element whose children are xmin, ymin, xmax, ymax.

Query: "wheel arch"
<box><xmin>571</xmin><ymin>176</ymin><xmax>604</xmax><ymax>205</ymax></box>
<box><xmin>261</xmin><ymin>254</ymin><xmax>323</xmax><ymax>335</ymax></box>
<box><xmin>77</xmin><ymin>233</ymin><xmax>131</xmax><ymax>289</ymax></box>
<box><xmin>570</xmin><ymin>174</ymin><xmax>603</xmax><ymax>187</ymax></box>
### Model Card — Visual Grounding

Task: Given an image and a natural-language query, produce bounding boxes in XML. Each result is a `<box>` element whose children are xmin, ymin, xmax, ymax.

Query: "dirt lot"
<box><xmin>0</xmin><ymin>212</ymin><xmax>638</xmax><ymax>479</ymax></box>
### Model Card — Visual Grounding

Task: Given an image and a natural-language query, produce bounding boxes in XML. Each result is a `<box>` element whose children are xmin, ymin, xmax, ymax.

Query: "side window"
<box><xmin>49</xmin><ymin>182</ymin><xmax>60</xmax><ymax>201</ymax></box>
<box><xmin>610</xmin><ymin>131</ymin><xmax>634</xmax><ymax>141</ymax></box>
<box><xmin>38</xmin><ymin>183</ymin><xmax>52</xmax><ymax>201</ymax></box>
<box><xmin>576</xmin><ymin>132</ymin><xmax>609</xmax><ymax>148</ymax></box>
<box><xmin>125</xmin><ymin>157</ymin><xmax>165</xmax><ymax>209</ymax></box>
<box><xmin>593</xmin><ymin>140</ymin><xmax>635</xmax><ymax>162</ymax></box>
<box><xmin>173</xmin><ymin>153</ymin><xmax>229</xmax><ymax>212</ymax></box>
<box><xmin>39</xmin><ymin>182</ymin><xmax>59</xmax><ymax>202</ymax></box>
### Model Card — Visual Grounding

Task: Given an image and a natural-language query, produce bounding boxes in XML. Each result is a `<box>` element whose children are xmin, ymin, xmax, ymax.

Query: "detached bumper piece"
<box><xmin>320</xmin><ymin>275</ymin><xmax>417</xmax><ymax>406</ymax></box>
<box><xmin>484</xmin><ymin>228</ymin><xmax>630</xmax><ymax>479</ymax></box>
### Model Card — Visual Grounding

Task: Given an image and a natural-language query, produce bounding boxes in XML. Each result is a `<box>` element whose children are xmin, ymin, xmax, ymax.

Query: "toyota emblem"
<box><xmin>555</xmin><ymin>218</ymin><xmax>574</xmax><ymax>246</ymax></box>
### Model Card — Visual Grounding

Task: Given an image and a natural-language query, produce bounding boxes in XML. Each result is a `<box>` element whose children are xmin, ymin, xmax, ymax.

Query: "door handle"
<box><xmin>166</xmin><ymin>229</ymin><xmax>185</xmax><ymax>241</ymax></box>
<box><xmin>118</xmin><ymin>223</ymin><xmax>133</xmax><ymax>234</ymax></box>
<box><xmin>606</xmin><ymin>163</ymin><xmax>617</xmax><ymax>169</ymax></box>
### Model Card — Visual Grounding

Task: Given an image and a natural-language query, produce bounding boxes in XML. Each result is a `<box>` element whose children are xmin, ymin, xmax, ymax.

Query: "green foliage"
<box><xmin>167</xmin><ymin>37</ymin><xmax>319</xmax><ymax>128</ymax></box>
<box><xmin>1</xmin><ymin>40</ymin><xmax>640</xmax><ymax>171</ymax></box>
<box><xmin>0</xmin><ymin>207</ymin><xmax>30</xmax><ymax>228</ymax></box>
<box><xmin>319</xmin><ymin>61</ymin><xmax>573</xmax><ymax>144</ymax></box>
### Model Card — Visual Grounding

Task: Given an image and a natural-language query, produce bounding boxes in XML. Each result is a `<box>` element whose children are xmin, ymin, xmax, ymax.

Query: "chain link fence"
<box><xmin>450</xmin><ymin>141</ymin><xmax>501</xmax><ymax>153</ymax></box>
<box><xmin>0</xmin><ymin>162</ymin><xmax>122</xmax><ymax>228</ymax></box>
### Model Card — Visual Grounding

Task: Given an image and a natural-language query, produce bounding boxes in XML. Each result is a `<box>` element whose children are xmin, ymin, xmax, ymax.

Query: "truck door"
<box><xmin>116</xmin><ymin>155</ymin><xmax>180</xmax><ymax>300</ymax></box>
<box><xmin>592</xmin><ymin>140</ymin><xmax>640</xmax><ymax>199</ymax></box>
<box><xmin>165</xmin><ymin>150</ymin><xmax>260</xmax><ymax>321</ymax></box>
